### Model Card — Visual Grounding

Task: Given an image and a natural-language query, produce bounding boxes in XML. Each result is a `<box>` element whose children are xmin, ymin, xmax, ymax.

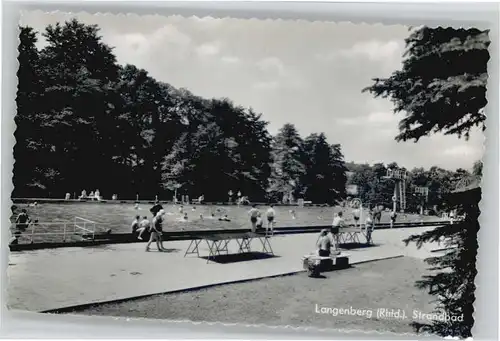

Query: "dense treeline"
<box><xmin>345</xmin><ymin>161</ymin><xmax>481</xmax><ymax>213</ymax></box>
<box><xmin>14</xmin><ymin>19</ymin><xmax>348</xmax><ymax>203</ymax></box>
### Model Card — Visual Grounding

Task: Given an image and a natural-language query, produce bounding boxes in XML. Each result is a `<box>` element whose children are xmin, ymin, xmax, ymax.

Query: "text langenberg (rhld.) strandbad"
<box><xmin>314</xmin><ymin>305</ymin><xmax>464</xmax><ymax>322</ymax></box>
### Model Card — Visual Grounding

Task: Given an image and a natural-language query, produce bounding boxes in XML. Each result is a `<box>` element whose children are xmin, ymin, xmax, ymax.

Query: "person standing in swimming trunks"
<box><xmin>352</xmin><ymin>207</ymin><xmax>361</xmax><ymax>227</ymax></box>
<box><xmin>248</xmin><ymin>205</ymin><xmax>259</xmax><ymax>232</ymax></box>
<box><xmin>331</xmin><ymin>211</ymin><xmax>345</xmax><ymax>250</ymax></box>
<box><xmin>145</xmin><ymin>216</ymin><xmax>163</xmax><ymax>252</ymax></box>
<box><xmin>266</xmin><ymin>204</ymin><xmax>276</xmax><ymax>234</ymax></box>
<box><xmin>154</xmin><ymin>210</ymin><xmax>167</xmax><ymax>250</ymax></box>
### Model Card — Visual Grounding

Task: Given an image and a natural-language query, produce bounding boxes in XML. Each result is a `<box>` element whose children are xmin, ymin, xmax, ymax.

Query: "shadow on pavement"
<box><xmin>201</xmin><ymin>252</ymin><xmax>279</xmax><ymax>264</ymax></box>
<box><xmin>339</xmin><ymin>243</ymin><xmax>381</xmax><ymax>250</ymax></box>
<box><xmin>162</xmin><ymin>248</ymin><xmax>181</xmax><ymax>253</ymax></box>
<box><xmin>144</xmin><ymin>248</ymin><xmax>181</xmax><ymax>253</ymax></box>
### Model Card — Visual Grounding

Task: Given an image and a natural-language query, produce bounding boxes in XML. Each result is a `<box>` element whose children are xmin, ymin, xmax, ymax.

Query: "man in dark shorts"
<box><xmin>146</xmin><ymin>210</ymin><xmax>166</xmax><ymax>252</ymax></box>
<box><xmin>248</xmin><ymin>204</ymin><xmax>259</xmax><ymax>232</ymax></box>
<box><xmin>266</xmin><ymin>204</ymin><xmax>276</xmax><ymax>234</ymax></box>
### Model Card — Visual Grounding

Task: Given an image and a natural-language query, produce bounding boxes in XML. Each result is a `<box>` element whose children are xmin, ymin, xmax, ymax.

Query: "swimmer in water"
<box><xmin>183</xmin><ymin>213</ymin><xmax>188</xmax><ymax>220</ymax></box>
<box><xmin>192</xmin><ymin>206</ymin><xmax>196</xmax><ymax>211</ymax></box>
<box><xmin>179</xmin><ymin>205</ymin><xmax>184</xmax><ymax>214</ymax></box>
<box><xmin>289</xmin><ymin>209</ymin><xmax>297</xmax><ymax>219</ymax></box>
<box><xmin>134</xmin><ymin>203</ymin><xmax>140</xmax><ymax>210</ymax></box>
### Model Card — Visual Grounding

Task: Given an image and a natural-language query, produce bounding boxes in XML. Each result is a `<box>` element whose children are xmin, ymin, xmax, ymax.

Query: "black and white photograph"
<box><xmin>7</xmin><ymin>10</ymin><xmax>489</xmax><ymax>338</ymax></box>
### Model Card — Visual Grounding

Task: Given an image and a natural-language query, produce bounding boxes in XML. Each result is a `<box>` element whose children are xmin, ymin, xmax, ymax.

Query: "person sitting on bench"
<box><xmin>317</xmin><ymin>229</ymin><xmax>332</xmax><ymax>257</ymax></box>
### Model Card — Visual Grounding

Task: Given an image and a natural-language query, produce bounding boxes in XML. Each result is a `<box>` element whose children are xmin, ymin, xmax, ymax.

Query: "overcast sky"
<box><xmin>21</xmin><ymin>11</ymin><xmax>485</xmax><ymax>171</ymax></box>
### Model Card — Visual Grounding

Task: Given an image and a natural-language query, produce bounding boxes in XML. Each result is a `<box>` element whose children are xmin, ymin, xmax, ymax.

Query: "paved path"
<box><xmin>7</xmin><ymin>227</ymin><xmax>444</xmax><ymax>312</ymax></box>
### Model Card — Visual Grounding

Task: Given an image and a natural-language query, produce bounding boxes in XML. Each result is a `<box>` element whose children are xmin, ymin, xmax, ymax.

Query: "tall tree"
<box><xmin>14</xmin><ymin>26</ymin><xmax>45</xmax><ymax>197</ymax></box>
<box><xmin>36</xmin><ymin>19</ymin><xmax>120</xmax><ymax>197</ymax></box>
<box><xmin>329</xmin><ymin>143</ymin><xmax>348</xmax><ymax>202</ymax></box>
<box><xmin>364</xmin><ymin>26</ymin><xmax>489</xmax><ymax>338</ymax></box>
<box><xmin>364</xmin><ymin>27</ymin><xmax>489</xmax><ymax>142</ymax></box>
<box><xmin>268</xmin><ymin>124</ymin><xmax>306</xmax><ymax>202</ymax></box>
<box><xmin>113</xmin><ymin>65</ymin><xmax>180</xmax><ymax>198</ymax></box>
<box><xmin>301</xmin><ymin>134</ymin><xmax>347</xmax><ymax>204</ymax></box>
<box><xmin>161</xmin><ymin>99</ymin><xmax>272</xmax><ymax>202</ymax></box>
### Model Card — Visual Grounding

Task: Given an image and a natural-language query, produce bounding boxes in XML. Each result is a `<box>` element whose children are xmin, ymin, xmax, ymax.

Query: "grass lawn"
<box><xmin>71</xmin><ymin>257</ymin><xmax>437</xmax><ymax>335</ymax></box>
<box><xmin>10</xmin><ymin>202</ymin><xmax>439</xmax><ymax>244</ymax></box>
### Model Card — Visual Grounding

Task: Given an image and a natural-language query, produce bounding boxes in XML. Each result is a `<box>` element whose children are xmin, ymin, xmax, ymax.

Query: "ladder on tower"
<box><xmin>400</xmin><ymin>180</ymin><xmax>406</xmax><ymax>211</ymax></box>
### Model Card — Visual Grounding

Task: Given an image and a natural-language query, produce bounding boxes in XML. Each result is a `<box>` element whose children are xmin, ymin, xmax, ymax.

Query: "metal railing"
<box><xmin>10</xmin><ymin>217</ymin><xmax>99</xmax><ymax>244</ymax></box>
<box><xmin>74</xmin><ymin>216</ymin><xmax>97</xmax><ymax>239</ymax></box>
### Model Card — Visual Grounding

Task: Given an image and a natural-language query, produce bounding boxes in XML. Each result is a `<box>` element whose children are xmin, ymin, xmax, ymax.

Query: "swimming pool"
<box><xmin>9</xmin><ymin>202</ymin><xmax>438</xmax><ymax>244</ymax></box>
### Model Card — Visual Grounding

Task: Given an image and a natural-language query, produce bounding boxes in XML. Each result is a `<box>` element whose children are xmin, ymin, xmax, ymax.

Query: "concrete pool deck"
<box><xmin>7</xmin><ymin>227</ymin><xmax>444</xmax><ymax>312</ymax></box>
